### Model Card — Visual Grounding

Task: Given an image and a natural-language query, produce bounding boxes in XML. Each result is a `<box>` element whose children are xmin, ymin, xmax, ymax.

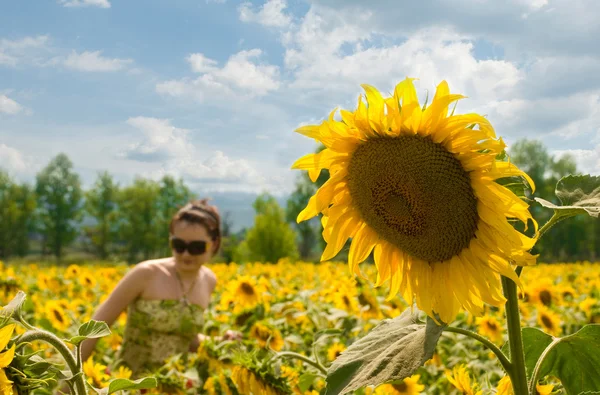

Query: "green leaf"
<box><xmin>522</xmin><ymin>325</ymin><xmax>600</xmax><ymax>394</ymax></box>
<box><xmin>298</xmin><ymin>372</ymin><xmax>318</xmax><ymax>392</ymax></box>
<box><xmin>0</xmin><ymin>290</ymin><xmax>26</xmax><ymax>319</ymax></box>
<box><xmin>65</xmin><ymin>319</ymin><xmax>111</xmax><ymax>346</ymax></box>
<box><xmin>98</xmin><ymin>377</ymin><xmax>157</xmax><ymax>395</ymax></box>
<box><xmin>497</xmin><ymin>177</ymin><xmax>528</xmax><ymax>198</ymax></box>
<box><xmin>324</xmin><ymin>308</ymin><xmax>445</xmax><ymax>395</ymax></box>
<box><xmin>535</xmin><ymin>174</ymin><xmax>600</xmax><ymax>218</ymax></box>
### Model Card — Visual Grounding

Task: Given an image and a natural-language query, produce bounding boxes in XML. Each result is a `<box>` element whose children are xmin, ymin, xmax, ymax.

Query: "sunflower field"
<box><xmin>1</xmin><ymin>258</ymin><xmax>598</xmax><ymax>394</ymax></box>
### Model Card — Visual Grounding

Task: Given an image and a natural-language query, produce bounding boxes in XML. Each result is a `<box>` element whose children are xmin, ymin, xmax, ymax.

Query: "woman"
<box><xmin>78</xmin><ymin>199</ymin><xmax>239</xmax><ymax>382</ymax></box>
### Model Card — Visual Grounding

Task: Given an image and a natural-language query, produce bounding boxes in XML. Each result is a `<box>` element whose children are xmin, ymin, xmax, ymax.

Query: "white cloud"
<box><xmin>62</xmin><ymin>50</ymin><xmax>133</xmax><ymax>72</ymax></box>
<box><xmin>119</xmin><ymin>117</ymin><xmax>192</xmax><ymax>161</ymax></box>
<box><xmin>0</xmin><ymin>95</ymin><xmax>23</xmax><ymax>115</ymax></box>
<box><xmin>187</xmin><ymin>53</ymin><xmax>218</xmax><ymax>73</ymax></box>
<box><xmin>58</xmin><ymin>0</ymin><xmax>111</xmax><ymax>8</ymax></box>
<box><xmin>157</xmin><ymin>49</ymin><xmax>279</xmax><ymax>102</ymax></box>
<box><xmin>0</xmin><ymin>144</ymin><xmax>28</xmax><ymax>174</ymax></box>
<box><xmin>118</xmin><ymin>117</ymin><xmax>272</xmax><ymax>190</ymax></box>
<box><xmin>552</xmin><ymin>147</ymin><xmax>600</xmax><ymax>176</ymax></box>
<box><xmin>0</xmin><ymin>35</ymin><xmax>50</xmax><ymax>67</ymax></box>
<box><xmin>239</xmin><ymin>0</ymin><xmax>292</xmax><ymax>27</ymax></box>
<box><xmin>282</xmin><ymin>9</ymin><xmax>521</xmax><ymax>106</ymax></box>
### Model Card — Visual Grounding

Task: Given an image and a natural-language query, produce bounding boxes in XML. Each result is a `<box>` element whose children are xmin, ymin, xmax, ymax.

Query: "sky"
<box><xmin>2</xmin><ymin>0</ymin><xmax>600</xmax><ymax>198</ymax></box>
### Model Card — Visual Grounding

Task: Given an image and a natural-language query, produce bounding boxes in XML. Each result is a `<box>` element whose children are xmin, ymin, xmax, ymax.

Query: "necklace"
<box><xmin>174</xmin><ymin>269</ymin><xmax>198</xmax><ymax>306</ymax></box>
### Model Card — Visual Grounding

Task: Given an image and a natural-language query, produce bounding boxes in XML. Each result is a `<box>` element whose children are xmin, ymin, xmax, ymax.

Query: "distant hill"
<box><xmin>198</xmin><ymin>191</ymin><xmax>290</xmax><ymax>233</ymax></box>
<box><xmin>73</xmin><ymin>191</ymin><xmax>290</xmax><ymax>235</ymax></box>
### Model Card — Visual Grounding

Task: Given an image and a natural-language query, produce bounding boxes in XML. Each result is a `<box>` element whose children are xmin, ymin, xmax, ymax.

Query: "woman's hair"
<box><xmin>169</xmin><ymin>198</ymin><xmax>222</xmax><ymax>254</ymax></box>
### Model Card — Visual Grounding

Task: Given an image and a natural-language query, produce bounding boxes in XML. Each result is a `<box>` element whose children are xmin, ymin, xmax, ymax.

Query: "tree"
<box><xmin>35</xmin><ymin>154</ymin><xmax>83</xmax><ymax>260</ymax></box>
<box><xmin>286</xmin><ymin>143</ymin><xmax>331</xmax><ymax>258</ymax></box>
<box><xmin>238</xmin><ymin>193</ymin><xmax>298</xmax><ymax>263</ymax></box>
<box><xmin>10</xmin><ymin>182</ymin><xmax>37</xmax><ymax>257</ymax></box>
<box><xmin>84</xmin><ymin>171</ymin><xmax>120</xmax><ymax>259</ymax></box>
<box><xmin>155</xmin><ymin>175</ymin><xmax>194</xmax><ymax>257</ymax></box>
<box><xmin>116</xmin><ymin>177</ymin><xmax>161</xmax><ymax>263</ymax></box>
<box><xmin>508</xmin><ymin>139</ymin><xmax>596</xmax><ymax>261</ymax></box>
<box><xmin>286</xmin><ymin>175</ymin><xmax>319</xmax><ymax>260</ymax></box>
<box><xmin>219</xmin><ymin>211</ymin><xmax>238</xmax><ymax>263</ymax></box>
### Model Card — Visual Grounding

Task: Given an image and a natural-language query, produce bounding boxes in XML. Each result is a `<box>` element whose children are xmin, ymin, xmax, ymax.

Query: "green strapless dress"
<box><xmin>117</xmin><ymin>298</ymin><xmax>204</xmax><ymax>377</ymax></box>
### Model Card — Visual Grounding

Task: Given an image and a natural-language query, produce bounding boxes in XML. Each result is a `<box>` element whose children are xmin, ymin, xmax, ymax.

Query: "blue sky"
<box><xmin>2</xmin><ymin>0</ymin><xmax>600</xmax><ymax>198</ymax></box>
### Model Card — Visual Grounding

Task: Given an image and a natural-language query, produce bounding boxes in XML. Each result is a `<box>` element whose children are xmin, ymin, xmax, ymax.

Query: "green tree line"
<box><xmin>1</xmin><ymin>139</ymin><xmax>598</xmax><ymax>265</ymax></box>
<box><xmin>0</xmin><ymin>153</ymin><xmax>299</xmax><ymax>264</ymax></box>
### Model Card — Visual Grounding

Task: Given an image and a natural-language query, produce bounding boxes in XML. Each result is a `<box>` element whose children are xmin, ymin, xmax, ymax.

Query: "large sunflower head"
<box><xmin>292</xmin><ymin>78</ymin><xmax>538</xmax><ymax>323</ymax></box>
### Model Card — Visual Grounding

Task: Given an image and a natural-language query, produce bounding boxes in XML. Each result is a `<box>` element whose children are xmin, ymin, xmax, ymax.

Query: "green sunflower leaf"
<box><xmin>298</xmin><ymin>372</ymin><xmax>318</xmax><ymax>392</ymax></box>
<box><xmin>65</xmin><ymin>319</ymin><xmax>111</xmax><ymax>346</ymax></box>
<box><xmin>0</xmin><ymin>290</ymin><xmax>26</xmax><ymax>319</ymax></box>
<box><xmin>535</xmin><ymin>174</ymin><xmax>600</xmax><ymax>219</ymax></box>
<box><xmin>95</xmin><ymin>377</ymin><xmax>157</xmax><ymax>395</ymax></box>
<box><xmin>520</xmin><ymin>325</ymin><xmax>600</xmax><ymax>395</ymax></box>
<box><xmin>324</xmin><ymin>307</ymin><xmax>445</xmax><ymax>395</ymax></box>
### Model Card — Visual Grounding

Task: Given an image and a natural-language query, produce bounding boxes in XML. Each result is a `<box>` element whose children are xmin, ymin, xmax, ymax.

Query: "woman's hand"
<box><xmin>222</xmin><ymin>329</ymin><xmax>243</xmax><ymax>341</ymax></box>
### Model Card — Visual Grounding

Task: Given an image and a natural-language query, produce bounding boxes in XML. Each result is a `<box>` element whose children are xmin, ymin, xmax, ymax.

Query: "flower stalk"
<box><xmin>17</xmin><ymin>330</ymin><xmax>88</xmax><ymax>395</ymax></box>
<box><xmin>502</xmin><ymin>276</ymin><xmax>528</xmax><ymax>395</ymax></box>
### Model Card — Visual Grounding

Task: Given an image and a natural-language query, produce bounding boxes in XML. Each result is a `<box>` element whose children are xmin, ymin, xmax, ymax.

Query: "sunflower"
<box><xmin>231</xmin><ymin>366</ymin><xmax>284</xmax><ymax>395</ymax></box>
<box><xmin>0</xmin><ymin>324</ymin><xmax>16</xmax><ymax>395</ymax></box>
<box><xmin>496</xmin><ymin>376</ymin><xmax>554</xmax><ymax>395</ymax></box>
<box><xmin>44</xmin><ymin>300</ymin><xmax>70</xmax><ymax>333</ymax></box>
<box><xmin>529</xmin><ymin>280</ymin><xmax>555</xmax><ymax>307</ymax></box>
<box><xmin>64</xmin><ymin>264</ymin><xmax>81</xmax><ymax>279</ymax></box>
<box><xmin>292</xmin><ymin>78</ymin><xmax>538</xmax><ymax>322</ymax></box>
<box><xmin>220</xmin><ymin>276</ymin><xmax>268</xmax><ymax>314</ymax></box>
<box><xmin>445</xmin><ymin>365</ymin><xmax>482</xmax><ymax>395</ymax></box>
<box><xmin>82</xmin><ymin>358</ymin><xmax>109</xmax><ymax>388</ymax></box>
<box><xmin>113</xmin><ymin>365</ymin><xmax>132</xmax><ymax>379</ymax></box>
<box><xmin>475</xmin><ymin>315</ymin><xmax>504</xmax><ymax>343</ymax></box>
<box><xmin>537</xmin><ymin>306</ymin><xmax>561</xmax><ymax>336</ymax></box>
<box><xmin>367</xmin><ymin>375</ymin><xmax>425</xmax><ymax>395</ymax></box>
<box><xmin>327</xmin><ymin>342</ymin><xmax>347</xmax><ymax>362</ymax></box>
<box><xmin>249</xmin><ymin>322</ymin><xmax>284</xmax><ymax>351</ymax></box>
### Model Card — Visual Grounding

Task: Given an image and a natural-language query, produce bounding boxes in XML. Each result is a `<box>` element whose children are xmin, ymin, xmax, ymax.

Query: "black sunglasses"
<box><xmin>170</xmin><ymin>237</ymin><xmax>211</xmax><ymax>255</ymax></box>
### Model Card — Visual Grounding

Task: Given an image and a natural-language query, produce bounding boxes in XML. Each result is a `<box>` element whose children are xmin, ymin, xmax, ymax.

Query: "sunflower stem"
<box><xmin>270</xmin><ymin>351</ymin><xmax>328</xmax><ymax>375</ymax></box>
<box><xmin>502</xmin><ymin>276</ymin><xmax>529</xmax><ymax>395</ymax></box>
<box><xmin>528</xmin><ymin>337</ymin><xmax>561</xmax><ymax>395</ymax></box>
<box><xmin>444</xmin><ymin>327</ymin><xmax>511</xmax><ymax>373</ymax></box>
<box><xmin>17</xmin><ymin>330</ymin><xmax>88</xmax><ymax>395</ymax></box>
<box><xmin>536</xmin><ymin>213</ymin><xmax>570</xmax><ymax>243</ymax></box>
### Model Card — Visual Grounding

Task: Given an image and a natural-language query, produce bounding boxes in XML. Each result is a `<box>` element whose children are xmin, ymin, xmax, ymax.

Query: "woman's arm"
<box><xmin>188</xmin><ymin>268</ymin><xmax>241</xmax><ymax>352</ymax></box>
<box><xmin>80</xmin><ymin>263</ymin><xmax>153</xmax><ymax>363</ymax></box>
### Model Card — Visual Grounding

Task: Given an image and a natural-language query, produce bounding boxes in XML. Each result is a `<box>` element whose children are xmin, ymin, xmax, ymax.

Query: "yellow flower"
<box><xmin>231</xmin><ymin>366</ymin><xmax>281</xmax><ymax>395</ymax></box>
<box><xmin>64</xmin><ymin>264</ymin><xmax>81</xmax><ymax>279</ymax></box>
<box><xmin>445</xmin><ymin>365</ymin><xmax>482</xmax><ymax>395</ymax></box>
<box><xmin>537</xmin><ymin>306</ymin><xmax>561</xmax><ymax>336</ymax></box>
<box><xmin>529</xmin><ymin>280</ymin><xmax>556</xmax><ymax>307</ymax></box>
<box><xmin>83</xmin><ymin>358</ymin><xmax>109</xmax><ymax>388</ymax></box>
<box><xmin>249</xmin><ymin>322</ymin><xmax>284</xmax><ymax>351</ymax></box>
<box><xmin>204</xmin><ymin>377</ymin><xmax>217</xmax><ymax>395</ymax></box>
<box><xmin>368</xmin><ymin>374</ymin><xmax>425</xmax><ymax>395</ymax></box>
<box><xmin>280</xmin><ymin>365</ymin><xmax>300</xmax><ymax>389</ymax></box>
<box><xmin>218</xmin><ymin>372</ymin><xmax>233</xmax><ymax>395</ymax></box>
<box><xmin>220</xmin><ymin>275</ymin><xmax>268</xmax><ymax>314</ymax></box>
<box><xmin>0</xmin><ymin>324</ymin><xmax>16</xmax><ymax>395</ymax></box>
<box><xmin>113</xmin><ymin>365</ymin><xmax>132</xmax><ymax>379</ymax></box>
<box><xmin>292</xmin><ymin>78</ymin><xmax>537</xmax><ymax>323</ymax></box>
<box><xmin>44</xmin><ymin>300</ymin><xmax>70</xmax><ymax>333</ymax></box>
<box><xmin>496</xmin><ymin>376</ymin><xmax>554</xmax><ymax>395</ymax></box>
<box><xmin>475</xmin><ymin>315</ymin><xmax>504</xmax><ymax>343</ymax></box>
<box><xmin>327</xmin><ymin>342</ymin><xmax>346</xmax><ymax>362</ymax></box>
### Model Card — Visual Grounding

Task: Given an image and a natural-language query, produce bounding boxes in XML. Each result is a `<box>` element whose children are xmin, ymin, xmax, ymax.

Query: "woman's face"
<box><xmin>170</xmin><ymin>220</ymin><xmax>215</xmax><ymax>273</ymax></box>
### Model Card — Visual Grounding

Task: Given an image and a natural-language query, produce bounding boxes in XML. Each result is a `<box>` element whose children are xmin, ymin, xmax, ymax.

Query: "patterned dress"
<box><xmin>117</xmin><ymin>298</ymin><xmax>205</xmax><ymax>378</ymax></box>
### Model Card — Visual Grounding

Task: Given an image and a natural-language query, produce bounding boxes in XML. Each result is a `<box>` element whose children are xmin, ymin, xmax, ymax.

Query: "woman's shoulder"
<box><xmin>135</xmin><ymin>258</ymin><xmax>172</xmax><ymax>273</ymax></box>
